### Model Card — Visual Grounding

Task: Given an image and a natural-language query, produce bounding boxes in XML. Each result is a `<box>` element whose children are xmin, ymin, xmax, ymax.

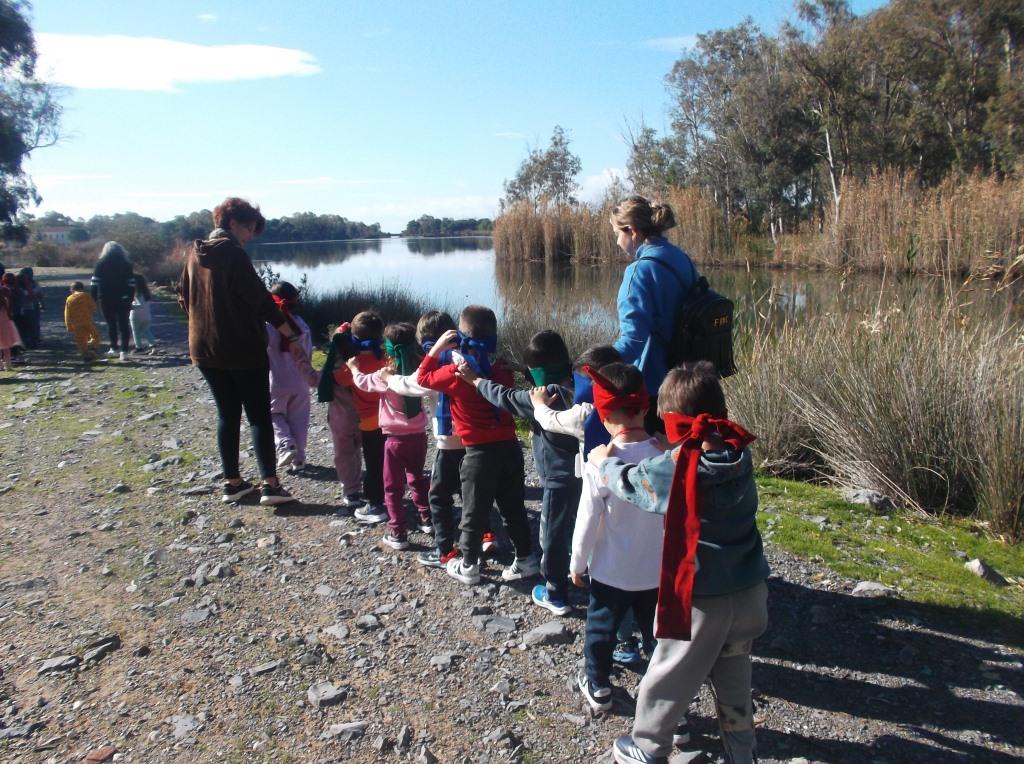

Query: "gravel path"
<box><xmin>0</xmin><ymin>269</ymin><xmax>1021</xmax><ymax>763</ymax></box>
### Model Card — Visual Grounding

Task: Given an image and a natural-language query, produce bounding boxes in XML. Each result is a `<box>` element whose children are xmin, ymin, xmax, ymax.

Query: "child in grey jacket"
<box><xmin>590</xmin><ymin>361</ymin><xmax>769</xmax><ymax>764</ymax></box>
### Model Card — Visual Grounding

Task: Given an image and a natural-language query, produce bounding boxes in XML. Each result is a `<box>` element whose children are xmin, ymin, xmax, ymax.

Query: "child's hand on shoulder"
<box><xmin>529</xmin><ymin>386</ymin><xmax>555</xmax><ymax>408</ymax></box>
<box><xmin>588</xmin><ymin>444</ymin><xmax>611</xmax><ymax>467</ymax></box>
<box><xmin>345</xmin><ymin>356</ymin><xmax>360</xmax><ymax>372</ymax></box>
<box><xmin>377</xmin><ymin>366</ymin><xmax>393</xmax><ymax>381</ymax></box>
<box><xmin>455</xmin><ymin>360</ymin><xmax>479</xmax><ymax>384</ymax></box>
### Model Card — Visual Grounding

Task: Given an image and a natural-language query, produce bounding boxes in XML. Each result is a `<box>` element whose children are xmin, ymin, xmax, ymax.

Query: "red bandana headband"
<box><xmin>656</xmin><ymin>412</ymin><xmax>755</xmax><ymax>640</ymax></box>
<box><xmin>272</xmin><ymin>294</ymin><xmax>301</xmax><ymax>351</ymax></box>
<box><xmin>582</xmin><ymin>365</ymin><xmax>650</xmax><ymax>420</ymax></box>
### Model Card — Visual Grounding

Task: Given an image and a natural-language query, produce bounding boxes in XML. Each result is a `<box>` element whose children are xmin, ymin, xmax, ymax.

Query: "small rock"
<box><xmin>256</xmin><ymin>534</ymin><xmax>279</xmax><ymax>548</ymax></box>
<box><xmin>182</xmin><ymin>608</ymin><xmax>212</xmax><ymax>625</ymax></box>
<box><xmin>250</xmin><ymin>659</ymin><xmax>284</xmax><ymax>676</ymax></box>
<box><xmin>38</xmin><ymin>655</ymin><xmax>80</xmax><ymax>675</ymax></box>
<box><xmin>84</xmin><ymin>745</ymin><xmax>118</xmax><ymax>763</ymax></box>
<box><xmin>169</xmin><ymin>713</ymin><xmax>199</xmax><ymax>739</ymax></box>
<box><xmin>843</xmin><ymin>489</ymin><xmax>894</xmax><ymax>511</ymax></box>
<box><xmin>490</xmin><ymin>680</ymin><xmax>511</xmax><ymax>695</ymax></box>
<box><xmin>965</xmin><ymin>558</ymin><xmax>1008</xmax><ymax>587</ymax></box>
<box><xmin>523</xmin><ymin>620</ymin><xmax>573</xmax><ymax>647</ymax></box>
<box><xmin>429</xmin><ymin>652</ymin><xmax>460</xmax><ymax>671</ymax></box>
<box><xmin>473</xmin><ymin>614</ymin><xmax>516</xmax><ymax>634</ymax></box>
<box><xmin>314</xmin><ymin>584</ymin><xmax>337</xmax><ymax>597</ymax></box>
<box><xmin>397</xmin><ymin>724</ymin><xmax>412</xmax><ymax>750</ymax></box>
<box><xmin>355</xmin><ymin>614</ymin><xmax>380</xmax><ymax>630</ymax></box>
<box><xmin>320</xmin><ymin>720</ymin><xmax>367</xmax><ymax>740</ymax></box>
<box><xmin>308</xmin><ymin>681</ymin><xmax>346</xmax><ymax>709</ymax></box>
<box><xmin>562</xmin><ymin>713</ymin><xmax>587</xmax><ymax>727</ymax></box>
<box><xmin>142</xmin><ymin>549</ymin><xmax>166</xmax><ymax>567</ymax></box>
<box><xmin>108</xmin><ymin>483</ymin><xmax>131</xmax><ymax>494</ymax></box>
<box><xmin>323</xmin><ymin>623</ymin><xmax>350</xmax><ymax>641</ymax></box>
<box><xmin>0</xmin><ymin>721</ymin><xmax>44</xmax><ymax>739</ymax></box>
<box><xmin>851</xmin><ymin>581</ymin><xmax>894</xmax><ymax>598</ymax></box>
<box><xmin>83</xmin><ymin>634</ymin><xmax>121</xmax><ymax>663</ymax></box>
<box><xmin>415</xmin><ymin>745</ymin><xmax>438</xmax><ymax>764</ymax></box>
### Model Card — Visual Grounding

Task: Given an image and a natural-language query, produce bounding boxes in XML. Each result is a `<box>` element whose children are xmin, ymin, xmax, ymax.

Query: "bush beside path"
<box><xmin>0</xmin><ymin>268</ymin><xmax>1022</xmax><ymax>763</ymax></box>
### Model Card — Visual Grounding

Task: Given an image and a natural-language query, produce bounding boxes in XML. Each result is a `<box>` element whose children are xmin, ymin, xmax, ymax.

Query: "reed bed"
<box><xmin>495</xmin><ymin>173</ymin><xmax>1024</xmax><ymax>276</ymax></box>
<box><xmin>299</xmin><ymin>284</ymin><xmax>432</xmax><ymax>341</ymax></box>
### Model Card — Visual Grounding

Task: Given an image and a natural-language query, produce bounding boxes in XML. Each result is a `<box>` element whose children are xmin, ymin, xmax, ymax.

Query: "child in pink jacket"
<box><xmin>347</xmin><ymin>321</ymin><xmax>431</xmax><ymax>550</ymax></box>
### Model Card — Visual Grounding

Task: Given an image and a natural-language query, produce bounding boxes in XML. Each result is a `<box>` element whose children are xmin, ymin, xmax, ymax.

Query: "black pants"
<box><xmin>361</xmin><ymin>427</ymin><xmax>385</xmax><ymax>505</ymax></box>
<box><xmin>101</xmin><ymin>299</ymin><xmax>132</xmax><ymax>351</ymax></box>
<box><xmin>199</xmin><ymin>366</ymin><xmax>276</xmax><ymax>481</ymax></box>
<box><xmin>585</xmin><ymin>578</ymin><xmax>658</xmax><ymax>687</ymax></box>
<box><xmin>540</xmin><ymin>481</ymin><xmax>582</xmax><ymax>601</ymax></box>
<box><xmin>428</xmin><ymin>447</ymin><xmax>464</xmax><ymax>555</ymax></box>
<box><xmin>459</xmin><ymin>440</ymin><xmax>531</xmax><ymax>565</ymax></box>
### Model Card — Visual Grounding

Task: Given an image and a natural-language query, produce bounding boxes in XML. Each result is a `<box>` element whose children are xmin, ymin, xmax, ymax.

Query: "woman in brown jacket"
<box><xmin>179</xmin><ymin>197</ymin><xmax>302</xmax><ymax>506</ymax></box>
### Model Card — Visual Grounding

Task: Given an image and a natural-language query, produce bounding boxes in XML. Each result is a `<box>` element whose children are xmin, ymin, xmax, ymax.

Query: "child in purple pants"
<box><xmin>347</xmin><ymin>321</ymin><xmax>431</xmax><ymax>550</ymax></box>
<box><xmin>266</xmin><ymin>282</ymin><xmax>318</xmax><ymax>470</ymax></box>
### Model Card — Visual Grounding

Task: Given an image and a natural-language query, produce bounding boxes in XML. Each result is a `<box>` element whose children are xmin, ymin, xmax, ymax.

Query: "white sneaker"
<box><xmin>276</xmin><ymin>448</ymin><xmax>296</xmax><ymax>469</ymax></box>
<box><xmin>106</xmin><ymin>348</ymin><xmax>117</xmax><ymax>357</ymax></box>
<box><xmin>501</xmin><ymin>555</ymin><xmax>539</xmax><ymax>581</ymax></box>
<box><xmin>118</xmin><ymin>351</ymin><xmax>127</xmax><ymax>361</ymax></box>
<box><xmin>445</xmin><ymin>557</ymin><xmax>480</xmax><ymax>585</ymax></box>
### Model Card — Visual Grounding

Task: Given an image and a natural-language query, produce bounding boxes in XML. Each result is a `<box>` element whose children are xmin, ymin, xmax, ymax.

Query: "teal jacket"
<box><xmin>597</xmin><ymin>445</ymin><xmax>770</xmax><ymax>597</ymax></box>
<box><xmin>613</xmin><ymin>237</ymin><xmax>697</xmax><ymax>395</ymax></box>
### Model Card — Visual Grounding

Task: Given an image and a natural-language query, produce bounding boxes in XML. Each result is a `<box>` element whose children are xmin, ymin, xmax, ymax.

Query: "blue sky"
<box><xmin>27</xmin><ymin>0</ymin><xmax>885</xmax><ymax>233</ymax></box>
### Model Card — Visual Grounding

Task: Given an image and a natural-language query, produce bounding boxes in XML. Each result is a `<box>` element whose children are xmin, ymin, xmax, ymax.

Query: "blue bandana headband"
<box><xmin>457</xmin><ymin>331</ymin><xmax>496</xmax><ymax>377</ymax></box>
<box><xmin>354</xmin><ymin>336</ymin><xmax>383</xmax><ymax>359</ymax></box>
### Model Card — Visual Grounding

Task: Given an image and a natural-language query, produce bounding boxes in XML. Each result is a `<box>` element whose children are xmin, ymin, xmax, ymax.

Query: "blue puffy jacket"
<box><xmin>613</xmin><ymin>237</ymin><xmax>697</xmax><ymax>394</ymax></box>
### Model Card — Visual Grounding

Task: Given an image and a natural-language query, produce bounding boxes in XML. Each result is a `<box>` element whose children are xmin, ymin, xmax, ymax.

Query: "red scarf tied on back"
<box><xmin>272</xmin><ymin>294</ymin><xmax>302</xmax><ymax>352</ymax></box>
<box><xmin>657</xmin><ymin>412</ymin><xmax>755</xmax><ymax>640</ymax></box>
<box><xmin>582</xmin><ymin>365</ymin><xmax>650</xmax><ymax>420</ymax></box>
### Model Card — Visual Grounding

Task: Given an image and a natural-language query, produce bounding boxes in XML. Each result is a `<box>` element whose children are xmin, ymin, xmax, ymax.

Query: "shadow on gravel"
<box><xmin>272</xmin><ymin>502</ymin><xmax>340</xmax><ymax>518</ymax></box>
<box><xmin>755</xmin><ymin>578</ymin><xmax>1024</xmax><ymax>760</ymax></box>
<box><xmin>293</xmin><ymin>464</ymin><xmax>338</xmax><ymax>483</ymax></box>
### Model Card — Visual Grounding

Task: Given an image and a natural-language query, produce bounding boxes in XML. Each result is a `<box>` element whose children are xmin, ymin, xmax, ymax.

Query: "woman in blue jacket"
<box><xmin>610</xmin><ymin>195</ymin><xmax>697</xmax><ymax>432</ymax></box>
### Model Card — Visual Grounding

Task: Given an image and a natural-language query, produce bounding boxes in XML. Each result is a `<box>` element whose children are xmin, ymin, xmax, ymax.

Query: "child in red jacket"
<box><xmin>417</xmin><ymin>304</ymin><xmax>537</xmax><ymax>585</ymax></box>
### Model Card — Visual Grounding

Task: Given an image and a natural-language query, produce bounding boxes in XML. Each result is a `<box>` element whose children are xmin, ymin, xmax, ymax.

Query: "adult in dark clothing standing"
<box><xmin>178</xmin><ymin>197</ymin><xmax>300</xmax><ymax>506</ymax></box>
<box><xmin>91</xmin><ymin>242</ymin><xmax>135</xmax><ymax>359</ymax></box>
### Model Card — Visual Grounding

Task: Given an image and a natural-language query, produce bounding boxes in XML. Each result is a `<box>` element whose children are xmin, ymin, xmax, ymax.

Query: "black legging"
<box><xmin>100</xmin><ymin>299</ymin><xmax>132</xmax><ymax>351</ymax></box>
<box><xmin>199</xmin><ymin>366</ymin><xmax>277</xmax><ymax>481</ymax></box>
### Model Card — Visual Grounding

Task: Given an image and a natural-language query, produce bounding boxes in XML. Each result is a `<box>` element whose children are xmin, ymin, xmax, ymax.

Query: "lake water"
<box><xmin>255</xmin><ymin>236</ymin><xmax>1020</xmax><ymax>325</ymax></box>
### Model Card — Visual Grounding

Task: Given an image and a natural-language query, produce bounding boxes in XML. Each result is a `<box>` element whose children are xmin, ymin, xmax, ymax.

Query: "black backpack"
<box><xmin>638</xmin><ymin>256</ymin><xmax>737</xmax><ymax>378</ymax></box>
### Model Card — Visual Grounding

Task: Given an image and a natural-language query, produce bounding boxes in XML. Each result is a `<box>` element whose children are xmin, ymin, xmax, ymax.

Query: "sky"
<box><xmin>26</xmin><ymin>0</ymin><xmax>885</xmax><ymax>233</ymax></box>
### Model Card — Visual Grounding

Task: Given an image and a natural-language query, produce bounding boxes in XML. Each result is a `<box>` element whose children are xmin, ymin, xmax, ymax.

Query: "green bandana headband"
<box><xmin>384</xmin><ymin>339</ymin><xmax>422</xmax><ymax>419</ymax></box>
<box><xmin>529</xmin><ymin>364</ymin><xmax>571</xmax><ymax>387</ymax></box>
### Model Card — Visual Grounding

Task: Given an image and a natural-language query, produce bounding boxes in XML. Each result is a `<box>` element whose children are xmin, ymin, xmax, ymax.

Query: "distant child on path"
<box><xmin>460</xmin><ymin>330</ymin><xmax>580</xmax><ymax>615</ymax></box>
<box><xmin>417</xmin><ymin>304</ymin><xmax>537</xmax><ymax>586</ymax></box>
<box><xmin>0</xmin><ymin>273</ymin><xmax>23</xmax><ymax>370</ymax></box>
<box><xmin>130</xmin><ymin>272</ymin><xmax>158</xmax><ymax>350</ymax></box>
<box><xmin>64</xmin><ymin>281</ymin><xmax>101</xmax><ymax>362</ymax></box>
<box><xmin>569</xmin><ymin>363</ymin><xmax>665</xmax><ymax>713</ymax></box>
<box><xmin>348</xmin><ymin>321</ymin><xmax>432</xmax><ymax>549</ymax></box>
<box><xmin>593</xmin><ymin>361</ymin><xmax>769</xmax><ymax>764</ymax></box>
<box><xmin>266</xmin><ymin>282</ymin><xmax>318</xmax><ymax>471</ymax></box>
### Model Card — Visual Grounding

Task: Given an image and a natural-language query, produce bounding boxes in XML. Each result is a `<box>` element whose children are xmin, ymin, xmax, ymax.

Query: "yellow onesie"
<box><xmin>64</xmin><ymin>291</ymin><xmax>100</xmax><ymax>356</ymax></box>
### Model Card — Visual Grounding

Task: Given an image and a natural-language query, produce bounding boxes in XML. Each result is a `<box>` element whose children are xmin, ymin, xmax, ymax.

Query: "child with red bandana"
<box><xmin>568</xmin><ymin>362</ymin><xmax>665</xmax><ymax>713</ymax></box>
<box><xmin>266</xmin><ymin>282</ymin><xmax>318</xmax><ymax>471</ymax></box>
<box><xmin>590</xmin><ymin>361</ymin><xmax>769</xmax><ymax>764</ymax></box>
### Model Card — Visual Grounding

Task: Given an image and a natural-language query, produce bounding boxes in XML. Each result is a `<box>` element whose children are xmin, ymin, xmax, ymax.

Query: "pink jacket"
<box><xmin>350</xmin><ymin>368</ymin><xmax>428</xmax><ymax>436</ymax></box>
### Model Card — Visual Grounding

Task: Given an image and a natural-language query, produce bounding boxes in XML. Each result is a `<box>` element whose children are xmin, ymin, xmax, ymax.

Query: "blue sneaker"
<box><xmin>612</xmin><ymin>638</ymin><xmax>642</xmax><ymax>665</ymax></box>
<box><xmin>531</xmin><ymin>584</ymin><xmax>571</xmax><ymax>616</ymax></box>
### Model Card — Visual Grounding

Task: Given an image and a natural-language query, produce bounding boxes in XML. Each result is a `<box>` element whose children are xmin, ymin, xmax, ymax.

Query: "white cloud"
<box><xmin>643</xmin><ymin>35</ymin><xmax>698</xmax><ymax>52</ymax></box>
<box><xmin>579</xmin><ymin>167</ymin><xmax>627</xmax><ymax>204</ymax></box>
<box><xmin>197</xmin><ymin>13</ymin><xmax>218</xmax><ymax>23</ymax></box>
<box><xmin>35</xmin><ymin>33</ymin><xmax>321</xmax><ymax>91</ymax></box>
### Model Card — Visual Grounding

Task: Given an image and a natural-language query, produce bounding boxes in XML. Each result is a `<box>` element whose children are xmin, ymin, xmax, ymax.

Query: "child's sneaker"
<box><xmin>382</xmin><ymin>530</ymin><xmax>409</xmax><ymax>550</ymax></box>
<box><xmin>354</xmin><ymin>504</ymin><xmax>387</xmax><ymax>524</ymax></box>
<box><xmin>341</xmin><ymin>493</ymin><xmax>365</xmax><ymax>509</ymax></box>
<box><xmin>481</xmin><ymin>532</ymin><xmax>498</xmax><ymax>553</ymax></box>
<box><xmin>577</xmin><ymin>670</ymin><xmax>612</xmax><ymax>713</ymax></box>
<box><xmin>259</xmin><ymin>483</ymin><xmax>295</xmax><ymax>506</ymax></box>
<box><xmin>445</xmin><ymin>557</ymin><xmax>480</xmax><ymax>585</ymax></box>
<box><xmin>222</xmin><ymin>479</ymin><xmax>256</xmax><ymax>503</ymax></box>
<box><xmin>416</xmin><ymin>548</ymin><xmax>459</xmax><ymax>568</ymax></box>
<box><xmin>612</xmin><ymin>638</ymin><xmax>642</xmax><ymax>665</ymax></box>
<box><xmin>106</xmin><ymin>348</ymin><xmax>117</xmax><ymax>357</ymax></box>
<box><xmin>672</xmin><ymin>721</ymin><xmax>690</xmax><ymax>747</ymax></box>
<box><xmin>500</xmin><ymin>555</ymin><xmax>539</xmax><ymax>581</ymax></box>
<box><xmin>118</xmin><ymin>351</ymin><xmax>127</xmax><ymax>361</ymax></box>
<box><xmin>531</xmin><ymin>584</ymin><xmax>572</xmax><ymax>616</ymax></box>
<box><xmin>612</xmin><ymin>735</ymin><xmax>666</xmax><ymax>764</ymax></box>
<box><xmin>287</xmin><ymin>460</ymin><xmax>305</xmax><ymax>474</ymax></box>
<box><xmin>276</xmin><ymin>447</ymin><xmax>296</xmax><ymax>469</ymax></box>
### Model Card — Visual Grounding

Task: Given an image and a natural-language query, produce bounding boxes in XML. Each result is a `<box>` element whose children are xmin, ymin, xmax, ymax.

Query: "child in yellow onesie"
<box><xmin>64</xmin><ymin>281</ymin><xmax>100</xmax><ymax>361</ymax></box>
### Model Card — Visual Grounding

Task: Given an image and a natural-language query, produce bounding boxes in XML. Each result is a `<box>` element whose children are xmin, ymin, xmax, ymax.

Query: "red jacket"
<box><xmin>333</xmin><ymin>352</ymin><xmax>386</xmax><ymax>431</ymax></box>
<box><xmin>417</xmin><ymin>355</ymin><xmax>516</xmax><ymax>446</ymax></box>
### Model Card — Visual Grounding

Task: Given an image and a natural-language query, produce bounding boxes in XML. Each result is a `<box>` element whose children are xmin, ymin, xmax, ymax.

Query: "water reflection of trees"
<box><xmin>251</xmin><ymin>238</ymin><xmax>383</xmax><ymax>266</ymax></box>
<box><xmin>404</xmin><ymin>236</ymin><xmax>493</xmax><ymax>255</ymax></box>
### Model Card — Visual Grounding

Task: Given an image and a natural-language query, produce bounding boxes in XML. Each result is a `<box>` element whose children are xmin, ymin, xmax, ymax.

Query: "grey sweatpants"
<box><xmin>632</xmin><ymin>581</ymin><xmax>768</xmax><ymax>762</ymax></box>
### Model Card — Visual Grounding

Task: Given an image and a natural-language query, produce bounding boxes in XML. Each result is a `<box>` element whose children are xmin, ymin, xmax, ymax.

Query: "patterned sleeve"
<box><xmin>595</xmin><ymin>448</ymin><xmax>677</xmax><ymax>516</ymax></box>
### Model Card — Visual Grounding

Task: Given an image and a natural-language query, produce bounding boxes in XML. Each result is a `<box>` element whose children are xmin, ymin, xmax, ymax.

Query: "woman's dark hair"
<box><xmin>596</xmin><ymin>362</ymin><xmax>645</xmax><ymax>396</ymax></box>
<box><xmin>351</xmin><ymin>309</ymin><xmax>384</xmax><ymax>340</ymax></box>
<box><xmin>133</xmin><ymin>273</ymin><xmax>152</xmax><ymax>301</ymax></box>
<box><xmin>573</xmin><ymin>344</ymin><xmax>621</xmax><ymax>373</ymax></box>
<box><xmin>523</xmin><ymin>330</ymin><xmax>571</xmax><ymax>369</ymax></box>
<box><xmin>213</xmin><ymin>197</ymin><xmax>266</xmax><ymax>235</ymax></box>
<box><xmin>658</xmin><ymin>361</ymin><xmax>727</xmax><ymax>418</ymax></box>
<box><xmin>416</xmin><ymin>310</ymin><xmax>457</xmax><ymax>343</ymax></box>
<box><xmin>71</xmin><ymin>281</ymin><xmax>85</xmax><ymax>292</ymax></box>
<box><xmin>459</xmin><ymin>304</ymin><xmax>497</xmax><ymax>337</ymax></box>
<box><xmin>270</xmin><ymin>281</ymin><xmax>299</xmax><ymax>302</ymax></box>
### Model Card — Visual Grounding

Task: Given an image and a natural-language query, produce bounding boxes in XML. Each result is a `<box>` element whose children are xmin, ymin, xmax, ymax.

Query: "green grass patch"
<box><xmin>758</xmin><ymin>476</ymin><xmax>1024</xmax><ymax>623</ymax></box>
